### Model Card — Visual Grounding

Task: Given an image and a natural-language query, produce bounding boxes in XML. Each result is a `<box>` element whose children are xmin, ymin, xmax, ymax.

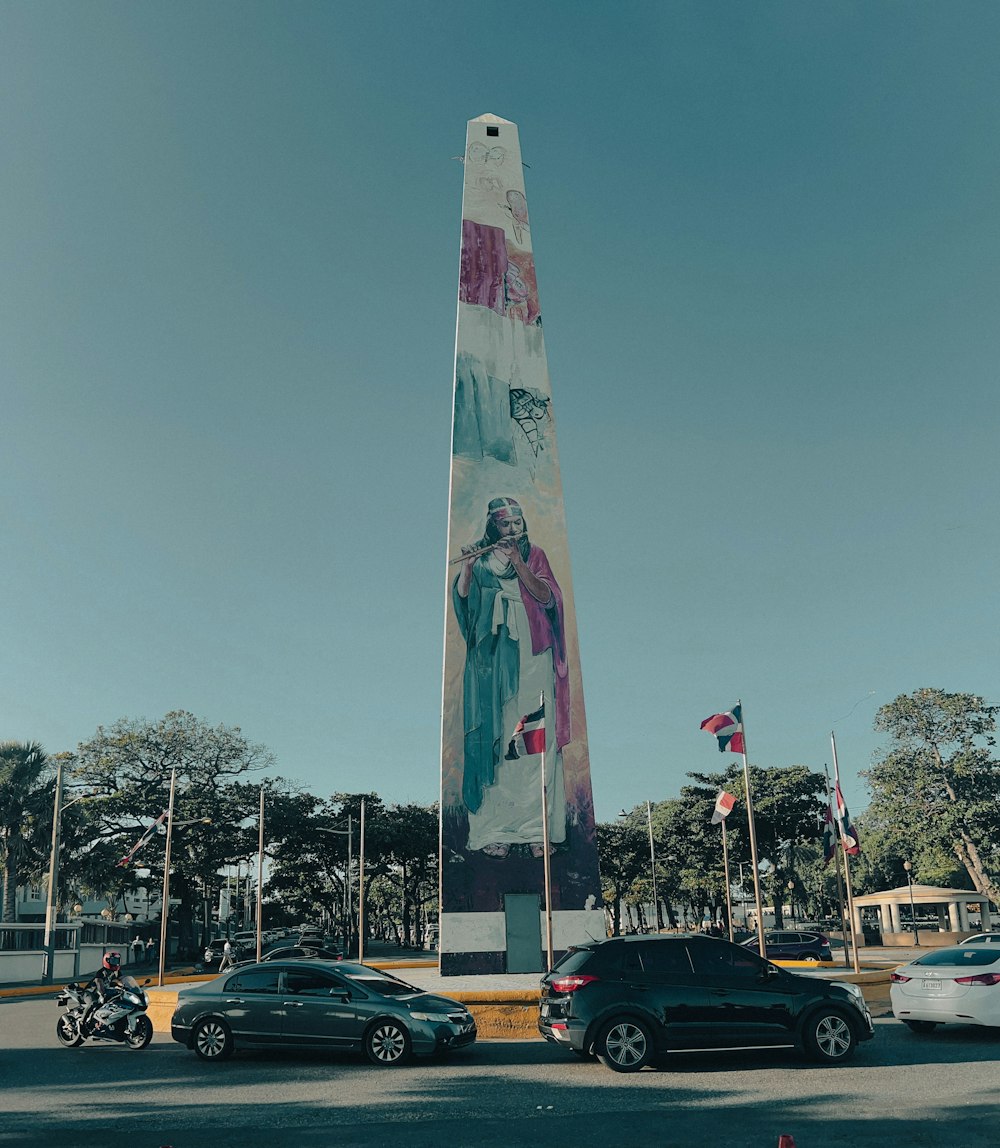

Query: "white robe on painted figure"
<box><xmin>466</xmin><ymin>551</ymin><xmax>566</xmax><ymax>851</ymax></box>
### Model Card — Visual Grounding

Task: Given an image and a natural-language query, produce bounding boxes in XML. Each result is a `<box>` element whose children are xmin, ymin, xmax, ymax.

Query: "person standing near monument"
<box><xmin>453</xmin><ymin>496</ymin><xmax>570</xmax><ymax>858</ymax></box>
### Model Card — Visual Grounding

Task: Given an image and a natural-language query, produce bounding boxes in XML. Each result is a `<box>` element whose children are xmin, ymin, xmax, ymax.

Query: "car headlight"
<box><xmin>835</xmin><ymin>983</ymin><xmax>867</xmax><ymax>1010</ymax></box>
<box><xmin>410</xmin><ymin>1010</ymin><xmax>460</xmax><ymax>1023</ymax></box>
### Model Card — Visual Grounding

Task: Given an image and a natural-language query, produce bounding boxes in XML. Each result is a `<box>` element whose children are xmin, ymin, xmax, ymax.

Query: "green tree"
<box><xmin>867</xmin><ymin>689</ymin><xmax>1000</xmax><ymax>905</ymax></box>
<box><xmin>0</xmin><ymin>742</ymin><xmax>53</xmax><ymax>921</ymax></box>
<box><xmin>683</xmin><ymin>764</ymin><xmax>826</xmax><ymax>927</ymax></box>
<box><xmin>65</xmin><ymin>711</ymin><xmax>276</xmax><ymax>954</ymax></box>
<box><xmin>379</xmin><ymin>803</ymin><xmax>438</xmax><ymax>947</ymax></box>
<box><xmin>596</xmin><ymin>820</ymin><xmax>647</xmax><ymax>935</ymax></box>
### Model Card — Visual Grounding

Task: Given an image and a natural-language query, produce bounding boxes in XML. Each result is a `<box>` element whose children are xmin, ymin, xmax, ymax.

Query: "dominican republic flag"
<box><xmin>505</xmin><ymin>704</ymin><xmax>545</xmax><ymax>760</ymax></box>
<box><xmin>822</xmin><ymin>802</ymin><xmax>837</xmax><ymax>864</ymax></box>
<box><xmin>711</xmin><ymin>791</ymin><xmax>737</xmax><ymax>825</ymax></box>
<box><xmin>835</xmin><ymin>782</ymin><xmax>861</xmax><ymax>856</ymax></box>
<box><xmin>117</xmin><ymin>810</ymin><xmax>168</xmax><ymax>867</ymax></box>
<box><xmin>700</xmin><ymin>705</ymin><xmax>745</xmax><ymax>754</ymax></box>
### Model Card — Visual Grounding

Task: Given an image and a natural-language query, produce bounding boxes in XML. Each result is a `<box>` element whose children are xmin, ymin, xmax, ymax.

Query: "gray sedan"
<box><xmin>170</xmin><ymin>960</ymin><xmax>477</xmax><ymax>1066</ymax></box>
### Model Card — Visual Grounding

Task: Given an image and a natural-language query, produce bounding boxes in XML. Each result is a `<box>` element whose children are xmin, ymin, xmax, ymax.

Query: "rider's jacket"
<box><xmin>86</xmin><ymin>968</ymin><xmax>123</xmax><ymax>1004</ymax></box>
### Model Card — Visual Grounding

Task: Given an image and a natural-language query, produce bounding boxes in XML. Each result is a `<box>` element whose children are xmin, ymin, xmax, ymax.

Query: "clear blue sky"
<box><xmin>3</xmin><ymin>2</ymin><xmax>998</xmax><ymax>821</ymax></box>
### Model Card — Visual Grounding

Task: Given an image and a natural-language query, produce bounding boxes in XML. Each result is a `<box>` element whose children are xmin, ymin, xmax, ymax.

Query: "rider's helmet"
<box><xmin>102</xmin><ymin>951</ymin><xmax>122</xmax><ymax>971</ymax></box>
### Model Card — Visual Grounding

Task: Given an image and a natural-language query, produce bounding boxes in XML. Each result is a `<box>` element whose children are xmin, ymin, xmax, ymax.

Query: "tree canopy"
<box><xmin>864</xmin><ymin>688</ymin><xmax>1000</xmax><ymax>903</ymax></box>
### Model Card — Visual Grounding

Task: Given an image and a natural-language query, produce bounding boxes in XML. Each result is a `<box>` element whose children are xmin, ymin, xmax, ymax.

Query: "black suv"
<box><xmin>539</xmin><ymin>934</ymin><xmax>874</xmax><ymax>1072</ymax></box>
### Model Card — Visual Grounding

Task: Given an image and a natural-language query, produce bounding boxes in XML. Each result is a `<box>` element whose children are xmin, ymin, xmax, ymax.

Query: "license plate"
<box><xmin>922</xmin><ymin>979</ymin><xmax>943</xmax><ymax>992</ymax></box>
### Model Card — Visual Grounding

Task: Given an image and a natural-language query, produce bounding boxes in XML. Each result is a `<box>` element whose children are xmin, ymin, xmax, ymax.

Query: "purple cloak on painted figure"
<box><xmin>452</xmin><ymin>497</ymin><xmax>570</xmax><ymax>857</ymax></box>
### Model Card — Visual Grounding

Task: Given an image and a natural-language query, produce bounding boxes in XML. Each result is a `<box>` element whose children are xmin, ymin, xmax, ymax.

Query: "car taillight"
<box><xmin>550</xmin><ymin>974</ymin><xmax>600</xmax><ymax>993</ymax></box>
<box><xmin>954</xmin><ymin>973</ymin><xmax>1000</xmax><ymax>986</ymax></box>
<box><xmin>890</xmin><ymin>972</ymin><xmax>911</xmax><ymax>983</ymax></box>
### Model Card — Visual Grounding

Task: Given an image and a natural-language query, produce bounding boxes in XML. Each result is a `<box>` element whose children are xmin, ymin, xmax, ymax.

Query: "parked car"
<box><xmin>539</xmin><ymin>934</ymin><xmax>873</xmax><ymax>1072</ymax></box>
<box><xmin>171</xmin><ymin>959</ymin><xmax>476</xmax><ymax>1065</ymax></box>
<box><xmin>741</xmin><ymin>930</ymin><xmax>833</xmax><ymax>962</ymax></box>
<box><xmin>890</xmin><ymin>944</ymin><xmax>1000</xmax><ymax>1032</ymax></box>
<box><xmin>258</xmin><ymin>945</ymin><xmax>344</xmax><ymax>963</ymax></box>
<box><xmin>961</xmin><ymin>933</ymin><xmax>1000</xmax><ymax>945</ymax></box>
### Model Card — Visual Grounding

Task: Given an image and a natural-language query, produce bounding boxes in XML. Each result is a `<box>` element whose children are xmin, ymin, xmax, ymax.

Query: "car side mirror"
<box><xmin>330</xmin><ymin>989</ymin><xmax>351</xmax><ymax>1000</ymax></box>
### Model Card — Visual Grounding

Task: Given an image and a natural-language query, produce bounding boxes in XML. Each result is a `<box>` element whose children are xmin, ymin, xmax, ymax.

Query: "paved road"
<box><xmin>3</xmin><ymin>997</ymin><xmax>999</xmax><ymax>1148</ymax></box>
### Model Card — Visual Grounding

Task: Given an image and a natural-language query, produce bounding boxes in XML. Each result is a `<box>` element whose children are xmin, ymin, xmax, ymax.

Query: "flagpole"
<box><xmin>738</xmin><ymin>700</ymin><xmax>767</xmax><ymax>959</ymax></box>
<box><xmin>646</xmin><ymin>800</ymin><xmax>660</xmax><ymax>934</ymax></box>
<box><xmin>831</xmin><ymin>733</ymin><xmax>861</xmax><ymax>975</ymax></box>
<box><xmin>824</xmin><ymin>765</ymin><xmax>852</xmax><ymax>970</ymax></box>
<box><xmin>157</xmin><ymin>767</ymin><xmax>177</xmax><ymax>988</ymax></box>
<box><xmin>540</xmin><ymin>691</ymin><xmax>554</xmax><ymax>971</ymax></box>
<box><xmin>358</xmin><ymin>797</ymin><xmax>366</xmax><ymax>965</ymax></box>
<box><xmin>721</xmin><ymin>818</ymin><xmax>734</xmax><ymax>943</ymax></box>
<box><xmin>256</xmin><ymin>787</ymin><xmax>265</xmax><ymax>963</ymax></box>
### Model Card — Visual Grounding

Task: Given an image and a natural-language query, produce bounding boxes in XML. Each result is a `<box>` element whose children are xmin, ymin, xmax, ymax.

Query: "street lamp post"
<box><xmin>41</xmin><ymin>758</ymin><xmax>65</xmax><ymax>985</ymax></box>
<box><xmin>42</xmin><ymin>764</ymin><xmax>94</xmax><ymax>984</ymax></box>
<box><xmin>903</xmin><ymin>861</ymin><xmax>920</xmax><ymax>946</ymax></box>
<box><xmin>316</xmin><ymin>818</ymin><xmax>354</xmax><ymax>952</ymax></box>
<box><xmin>646</xmin><ymin>801</ymin><xmax>660</xmax><ymax>934</ymax></box>
<box><xmin>155</xmin><ymin>768</ymin><xmax>211</xmax><ymax>987</ymax></box>
<box><xmin>157</xmin><ymin>769</ymin><xmax>178</xmax><ymax>987</ymax></box>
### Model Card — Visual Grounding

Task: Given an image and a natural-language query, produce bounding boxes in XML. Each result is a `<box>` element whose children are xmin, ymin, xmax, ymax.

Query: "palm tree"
<box><xmin>0</xmin><ymin>741</ymin><xmax>53</xmax><ymax>922</ymax></box>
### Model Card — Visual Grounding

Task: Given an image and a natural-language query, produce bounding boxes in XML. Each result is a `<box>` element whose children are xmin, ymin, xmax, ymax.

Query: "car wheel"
<box><xmin>801</xmin><ymin>952</ymin><xmax>819</xmax><ymax>961</ymax></box>
<box><xmin>365</xmin><ymin>1020</ymin><xmax>412</xmax><ymax>1066</ymax></box>
<box><xmin>192</xmin><ymin>1017</ymin><xmax>235</xmax><ymax>1062</ymax></box>
<box><xmin>55</xmin><ymin>1014</ymin><xmax>84</xmax><ymax>1048</ymax></box>
<box><xmin>903</xmin><ymin>1020</ymin><xmax>939</xmax><ymax>1034</ymax></box>
<box><xmin>596</xmin><ymin>1017</ymin><xmax>654</xmax><ymax>1073</ymax></box>
<box><xmin>803</xmin><ymin>1009</ymin><xmax>857</xmax><ymax>1063</ymax></box>
<box><xmin>125</xmin><ymin>1015</ymin><xmax>153</xmax><ymax>1050</ymax></box>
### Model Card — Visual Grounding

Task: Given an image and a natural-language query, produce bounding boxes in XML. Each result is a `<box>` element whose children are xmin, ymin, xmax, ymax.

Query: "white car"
<box><xmin>961</xmin><ymin>932</ymin><xmax>1000</xmax><ymax>944</ymax></box>
<box><xmin>890</xmin><ymin>944</ymin><xmax>1000</xmax><ymax>1032</ymax></box>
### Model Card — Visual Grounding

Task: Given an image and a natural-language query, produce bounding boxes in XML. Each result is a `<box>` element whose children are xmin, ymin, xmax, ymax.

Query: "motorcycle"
<box><xmin>55</xmin><ymin>974</ymin><xmax>154</xmax><ymax>1050</ymax></box>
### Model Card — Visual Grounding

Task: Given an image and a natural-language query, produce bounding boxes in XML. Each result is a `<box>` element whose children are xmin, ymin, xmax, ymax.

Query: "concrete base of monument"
<box><xmin>437</xmin><ymin>908</ymin><xmax>608</xmax><ymax>976</ymax></box>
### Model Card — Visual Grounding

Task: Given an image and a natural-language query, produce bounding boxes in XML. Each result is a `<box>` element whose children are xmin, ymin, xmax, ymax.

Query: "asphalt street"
<box><xmin>3</xmin><ymin>996</ymin><xmax>999</xmax><ymax>1148</ymax></box>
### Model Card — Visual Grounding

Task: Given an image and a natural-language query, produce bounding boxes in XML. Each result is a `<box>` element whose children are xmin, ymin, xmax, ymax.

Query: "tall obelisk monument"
<box><xmin>440</xmin><ymin>114</ymin><xmax>603</xmax><ymax>975</ymax></box>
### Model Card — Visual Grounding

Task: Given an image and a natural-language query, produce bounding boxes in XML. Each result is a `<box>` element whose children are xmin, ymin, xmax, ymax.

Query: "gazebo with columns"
<box><xmin>851</xmin><ymin>883</ymin><xmax>992</xmax><ymax>946</ymax></box>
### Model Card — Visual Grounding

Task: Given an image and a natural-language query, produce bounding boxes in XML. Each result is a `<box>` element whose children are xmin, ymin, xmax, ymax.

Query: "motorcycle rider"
<box><xmin>83</xmin><ymin>951</ymin><xmax>126</xmax><ymax>1029</ymax></box>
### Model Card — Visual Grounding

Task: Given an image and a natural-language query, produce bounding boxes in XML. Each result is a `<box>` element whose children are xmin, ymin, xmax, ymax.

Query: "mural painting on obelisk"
<box><xmin>440</xmin><ymin>115</ymin><xmax>604</xmax><ymax>975</ymax></box>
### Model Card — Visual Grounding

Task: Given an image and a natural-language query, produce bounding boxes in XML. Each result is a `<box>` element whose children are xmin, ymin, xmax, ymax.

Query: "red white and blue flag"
<box><xmin>711</xmin><ymin>790</ymin><xmax>737</xmax><ymax>825</ymax></box>
<box><xmin>835</xmin><ymin>782</ymin><xmax>861</xmax><ymax>856</ymax></box>
<box><xmin>117</xmin><ymin>810</ymin><xmax>168</xmax><ymax>867</ymax></box>
<box><xmin>700</xmin><ymin>705</ymin><xmax>745</xmax><ymax>754</ymax></box>
<box><xmin>822</xmin><ymin>802</ymin><xmax>837</xmax><ymax>864</ymax></box>
<box><xmin>505</xmin><ymin>704</ymin><xmax>545</xmax><ymax>760</ymax></box>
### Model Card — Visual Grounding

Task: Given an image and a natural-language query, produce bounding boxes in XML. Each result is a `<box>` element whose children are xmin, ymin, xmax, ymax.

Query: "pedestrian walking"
<box><xmin>131</xmin><ymin>936</ymin><xmax>144</xmax><ymax>963</ymax></box>
<box><xmin>145</xmin><ymin>937</ymin><xmax>156</xmax><ymax>963</ymax></box>
<box><xmin>219</xmin><ymin>939</ymin><xmax>234</xmax><ymax>972</ymax></box>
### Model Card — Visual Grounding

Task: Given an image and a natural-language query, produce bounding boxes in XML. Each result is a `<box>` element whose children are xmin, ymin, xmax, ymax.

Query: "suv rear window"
<box><xmin>550</xmin><ymin>946</ymin><xmax>601</xmax><ymax>975</ymax></box>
